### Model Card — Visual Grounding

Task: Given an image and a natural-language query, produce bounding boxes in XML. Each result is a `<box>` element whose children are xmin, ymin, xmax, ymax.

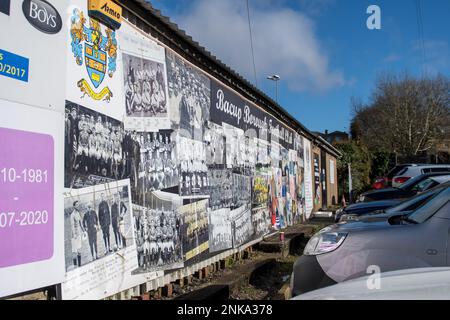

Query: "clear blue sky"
<box><xmin>149</xmin><ymin>0</ymin><xmax>450</xmax><ymax>133</ymax></box>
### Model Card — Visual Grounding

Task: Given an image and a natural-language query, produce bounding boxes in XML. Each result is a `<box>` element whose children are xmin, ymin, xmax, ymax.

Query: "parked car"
<box><xmin>358</xmin><ymin>173</ymin><xmax>450</xmax><ymax>202</ymax></box>
<box><xmin>334</xmin><ymin>200</ymin><xmax>401</xmax><ymax>222</ymax></box>
<box><xmin>338</xmin><ymin>184</ymin><xmax>445</xmax><ymax>222</ymax></box>
<box><xmin>290</xmin><ymin>182</ymin><xmax>450</xmax><ymax>296</ymax></box>
<box><xmin>291</xmin><ymin>267</ymin><xmax>450</xmax><ymax>300</ymax></box>
<box><xmin>391</xmin><ymin>164</ymin><xmax>450</xmax><ymax>188</ymax></box>
<box><xmin>371</xmin><ymin>164</ymin><xmax>415</xmax><ymax>189</ymax></box>
<box><xmin>372</xmin><ymin>164</ymin><xmax>450</xmax><ymax>189</ymax></box>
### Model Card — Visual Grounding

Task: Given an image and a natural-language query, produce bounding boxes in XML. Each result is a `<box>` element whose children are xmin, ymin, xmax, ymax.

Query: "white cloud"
<box><xmin>412</xmin><ymin>40</ymin><xmax>450</xmax><ymax>74</ymax></box>
<box><xmin>172</xmin><ymin>0</ymin><xmax>345</xmax><ymax>92</ymax></box>
<box><xmin>383</xmin><ymin>54</ymin><xmax>401</xmax><ymax>63</ymax></box>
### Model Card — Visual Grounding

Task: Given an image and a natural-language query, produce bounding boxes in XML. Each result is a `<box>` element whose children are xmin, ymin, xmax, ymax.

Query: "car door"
<box><xmin>432</xmin><ymin>201</ymin><xmax>450</xmax><ymax>266</ymax></box>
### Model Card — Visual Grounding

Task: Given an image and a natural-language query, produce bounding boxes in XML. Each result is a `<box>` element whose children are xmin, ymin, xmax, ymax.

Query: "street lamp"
<box><xmin>267</xmin><ymin>74</ymin><xmax>280</xmax><ymax>102</ymax></box>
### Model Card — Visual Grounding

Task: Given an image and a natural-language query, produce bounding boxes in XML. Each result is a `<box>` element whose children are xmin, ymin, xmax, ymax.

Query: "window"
<box><xmin>422</xmin><ymin>167</ymin><xmax>450</xmax><ymax>173</ymax></box>
<box><xmin>411</xmin><ymin>178</ymin><xmax>435</xmax><ymax>192</ymax></box>
<box><xmin>408</xmin><ymin>187</ymin><xmax>450</xmax><ymax>223</ymax></box>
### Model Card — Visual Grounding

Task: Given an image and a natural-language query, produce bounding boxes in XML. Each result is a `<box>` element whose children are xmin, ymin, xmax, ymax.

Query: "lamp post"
<box><xmin>267</xmin><ymin>74</ymin><xmax>280</xmax><ymax>102</ymax></box>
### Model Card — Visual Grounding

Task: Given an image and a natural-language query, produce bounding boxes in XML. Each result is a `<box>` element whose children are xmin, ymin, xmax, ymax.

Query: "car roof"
<box><xmin>400</xmin><ymin>163</ymin><xmax>450</xmax><ymax>167</ymax></box>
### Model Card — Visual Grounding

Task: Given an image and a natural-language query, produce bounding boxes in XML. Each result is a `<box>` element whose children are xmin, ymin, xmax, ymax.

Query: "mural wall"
<box><xmin>0</xmin><ymin>0</ymin><xmax>317</xmax><ymax>299</ymax></box>
<box><xmin>62</xmin><ymin>4</ymin><xmax>313</xmax><ymax>298</ymax></box>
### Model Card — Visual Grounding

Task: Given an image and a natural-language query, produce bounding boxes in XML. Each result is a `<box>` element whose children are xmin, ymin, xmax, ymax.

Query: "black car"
<box><xmin>337</xmin><ymin>185</ymin><xmax>444</xmax><ymax>222</ymax></box>
<box><xmin>334</xmin><ymin>199</ymin><xmax>400</xmax><ymax>222</ymax></box>
<box><xmin>358</xmin><ymin>172</ymin><xmax>450</xmax><ymax>202</ymax></box>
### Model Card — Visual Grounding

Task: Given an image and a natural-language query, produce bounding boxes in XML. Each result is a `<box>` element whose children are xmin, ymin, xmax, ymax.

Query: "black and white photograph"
<box><xmin>251</xmin><ymin>207</ymin><xmax>271</xmax><ymax>239</ymax></box>
<box><xmin>270</xmin><ymin>140</ymin><xmax>281</xmax><ymax>165</ymax></box>
<box><xmin>123</xmin><ymin>53</ymin><xmax>168</xmax><ymax>117</ymax></box>
<box><xmin>231</xmin><ymin>173</ymin><xmax>251</xmax><ymax>209</ymax></box>
<box><xmin>222</xmin><ymin>123</ymin><xmax>256</xmax><ymax>172</ymax></box>
<box><xmin>203</xmin><ymin>121</ymin><xmax>225</xmax><ymax>166</ymax></box>
<box><xmin>177</xmin><ymin>135</ymin><xmax>209</xmax><ymax>197</ymax></box>
<box><xmin>179</xmin><ymin>199</ymin><xmax>209</xmax><ymax>261</ymax></box>
<box><xmin>223</xmin><ymin>123</ymin><xmax>242</xmax><ymax>169</ymax></box>
<box><xmin>65</xmin><ymin>101</ymin><xmax>125</xmax><ymax>189</ymax></box>
<box><xmin>208</xmin><ymin>208</ymin><xmax>233</xmax><ymax>253</ymax></box>
<box><xmin>122</xmin><ymin>129</ymin><xmax>178</xmax><ymax>205</ymax></box>
<box><xmin>63</xmin><ymin>180</ymin><xmax>133</xmax><ymax>272</ymax></box>
<box><xmin>231</xmin><ymin>205</ymin><xmax>253</xmax><ymax>248</ymax></box>
<box><xmin>136</xmin><ymin>130</ymin><xmax>178</xmax><ymax>192</ymax></box>
<box><xmin>256</xmin><ymin>138</ymin><xmax>270</xmax><ymax>165</ymax></box>
<box><xmin>207</xmin><ymin>169</ymin><xmax>232</xmax><ymax>210</ymax></box>
<box><xmin>294</xmin><ymin>133</ymin><xmax>304</xmax><ymax>159</ymax></box>
<box><xmin>132</xmin><ymin>190</ymin><xmax>183</xmax><ymax>273</ymax></box>
<box><xmin>166</xmin><ymin>50</ymin><xmax>210</xmax><ymax>141</ymax></box>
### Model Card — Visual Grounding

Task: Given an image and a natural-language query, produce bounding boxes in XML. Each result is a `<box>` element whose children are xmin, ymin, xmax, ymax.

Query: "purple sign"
<box><xmin>0</xmin><ymin>127</ymin><xmax>54</xmax><ymax>267</ymax></box>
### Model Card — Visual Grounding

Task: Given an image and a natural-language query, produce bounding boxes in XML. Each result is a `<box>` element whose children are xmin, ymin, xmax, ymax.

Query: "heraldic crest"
<box><xmin>70</xmin><ymin>8</ymin><xmax>117</xmax><ymax>102</ymax></box>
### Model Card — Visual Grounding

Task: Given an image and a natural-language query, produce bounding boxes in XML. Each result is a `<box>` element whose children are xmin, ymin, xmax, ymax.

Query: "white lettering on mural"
<box><xmin>243</xmin><ymin>105</ymin><xmax>268</xmax><ymax>132</ymax></box>
<box><xmin>216</xmin><ymin>89</ymin><xmax>242</xmax><ymax>125</ymax></box>
<box><xmin>215</xmin><ymin>87</ymin><xmax>293</xmax><ymax>146</ymax></box>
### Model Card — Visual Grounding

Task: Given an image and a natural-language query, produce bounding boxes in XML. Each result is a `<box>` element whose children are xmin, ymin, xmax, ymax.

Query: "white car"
<box><xmin>291</xmin><ymin>267</ymin><xmax>450</xmax><ymax>300</ymax></box>
<box><xmin>390</xmin><ymin>164</ymin><xmax>450</xmax><ymax>188</ymax></box>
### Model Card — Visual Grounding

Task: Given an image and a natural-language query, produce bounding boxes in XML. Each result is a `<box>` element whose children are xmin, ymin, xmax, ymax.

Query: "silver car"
<box><xmin>291</xmin><ymin>182</ymin><xmax>450</xmax><ymax>297</ymax></box>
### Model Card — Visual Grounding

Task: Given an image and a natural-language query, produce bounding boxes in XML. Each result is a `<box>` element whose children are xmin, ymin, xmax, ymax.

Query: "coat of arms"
<box><xmin>70</xmin><ymin>8</ymin><xmax>117</xmax><ymax>102</ymax></box>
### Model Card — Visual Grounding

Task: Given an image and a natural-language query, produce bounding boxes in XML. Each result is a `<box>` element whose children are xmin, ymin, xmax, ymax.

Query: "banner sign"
<box><xmin>210</xmin><ymin>81</ymin><xmax>294</xmax><ymax>149</ymax></box>
<box><xmin>0</xmin><ymin>49</ymin><xmax>29</xmax><ymax>82</ymax></box>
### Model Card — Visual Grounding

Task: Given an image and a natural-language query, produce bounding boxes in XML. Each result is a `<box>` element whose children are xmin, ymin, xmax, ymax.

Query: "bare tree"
<box><xmin>351</xmin><ymin>73</ymin><xmax>450</xmax><ymax>161</ymax></box>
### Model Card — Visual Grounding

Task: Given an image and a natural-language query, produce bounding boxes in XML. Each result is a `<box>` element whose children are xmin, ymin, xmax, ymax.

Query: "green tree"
<box><xmin>334</xmin><ymin>140</ymin><xmax>371</xmax><ymax>202</ymax></box>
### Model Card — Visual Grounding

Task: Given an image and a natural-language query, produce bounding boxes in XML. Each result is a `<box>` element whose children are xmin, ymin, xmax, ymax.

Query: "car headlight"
<box><xmin>303</xmin><ymin>230</ymin><xmax>347</xmax><ymax>256</ymax></box>
<box><xmin>340</xmin><ymin>214</ymin><xmax>358</xmax><ymax>222</ymax></box>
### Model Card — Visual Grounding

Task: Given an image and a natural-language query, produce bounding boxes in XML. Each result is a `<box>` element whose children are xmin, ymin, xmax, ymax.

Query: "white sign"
<box><xmin>0</xmin><ymin>99</ymin><xmax>65</xmax><ymax>298</ymax></box>
<box><xmin>303</xmin><ymin>137</ymin><xmax>313</xmax><ymax>219</ymax></box>
<box><xmin>0</xmin><ymin>0</ymin><xmax>67</xmax><ymax>111</ymax></box>
<box><xmin>330</xmin><ymin>159</ymin><xmax>335</xmax><ymax>184</ymax></box>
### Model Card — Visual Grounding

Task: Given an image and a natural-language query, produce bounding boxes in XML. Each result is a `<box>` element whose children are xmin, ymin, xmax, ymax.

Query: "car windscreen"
<box><xmin>403</xmin><ymin>173</ymin><xmax>450</xmax><ymax>191</ymax></box>
<box><xmin>400</xmin><ymin>174</ymin><xmax>428</xmax><ymax>190</ymax></box>
<box><xmin>409</xmin><ymin>178</ymin><xmax>437</xmax><ymax>193</ymax></box>
<box><xmin>408</xmin><ymin>186</ymin><xmax>450</xmax><ymax>223</ymax></box>
<box><xmin>386</xmin><ymin>187</ymin><xmax>441</xmax><ymax>213</ymax></box>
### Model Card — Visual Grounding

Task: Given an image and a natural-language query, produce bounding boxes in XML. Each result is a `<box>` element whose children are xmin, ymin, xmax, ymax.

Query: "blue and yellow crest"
<box><xmin>70</xmin><ymin>8</ymin><xmax>117</xmax><ymax>101</ymax></box>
